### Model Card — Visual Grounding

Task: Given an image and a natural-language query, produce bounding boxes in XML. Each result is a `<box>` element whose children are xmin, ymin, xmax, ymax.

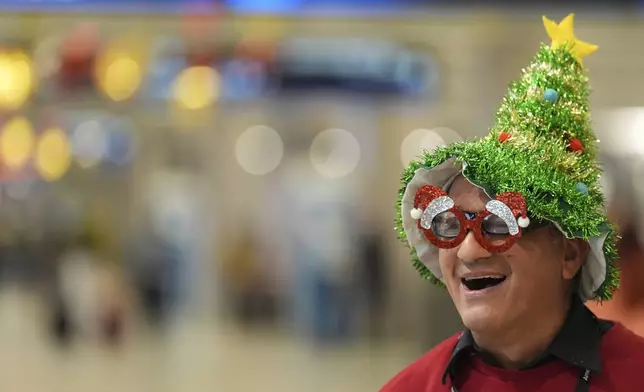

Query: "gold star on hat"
<box><xmin>542</xmin><ymin>13</ymin><xmax>598</xmax><ymax>63</ymax></box>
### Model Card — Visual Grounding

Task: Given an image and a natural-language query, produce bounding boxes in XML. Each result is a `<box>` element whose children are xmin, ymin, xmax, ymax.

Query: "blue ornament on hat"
<box><xmin>576</xmin><ymin>182</ymin><xmax>589</xmax><ymax>196</ymax></box>
<box><xmin>543</xmin><ymin>88</ymin><xmax>559</xmax><ymax>103</ymax></box>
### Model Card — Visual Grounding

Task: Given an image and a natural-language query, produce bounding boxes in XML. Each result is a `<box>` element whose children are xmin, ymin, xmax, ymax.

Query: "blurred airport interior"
<box><xmin>0</xmin><ymin>0</ymin><xmax>644</xmax><ymax>390</ymax></box>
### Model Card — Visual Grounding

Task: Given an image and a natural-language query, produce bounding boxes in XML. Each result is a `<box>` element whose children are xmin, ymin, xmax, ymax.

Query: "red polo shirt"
<box><xmin>381</xmin><ymin>300</ymin><xmax>644</xmax><ymax>392</ymax></box>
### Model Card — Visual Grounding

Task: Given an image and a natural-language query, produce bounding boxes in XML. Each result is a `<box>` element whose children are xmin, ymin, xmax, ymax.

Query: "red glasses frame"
<box><xmin>412</xmin><ymin>185</ymin><xmax>529</xmax><ymax>254</ymax></box>
<box><xmin>421</xmin><ymin>207</ymin><xmax>519</xmax><ymax>254</ymax></box>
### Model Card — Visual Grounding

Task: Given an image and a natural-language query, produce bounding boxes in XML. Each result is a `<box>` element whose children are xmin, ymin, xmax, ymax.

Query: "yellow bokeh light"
<box><xmin>172</xmin><ymin>66</ymin><xmax>219</xmax><ymax>110</ymax></box>
<box><xmin>0</xmin><ymin>116</ymin><xmax>35</xmax><ymax>170</ymax></box>
<box><xmin>99</xmin><ymin>55</ymin><xmax>141</xmax><ymax>102</ymax></box>
<box><xmin>96</xmin><ymin>35</ymin><xmax>149</xmax><ymax>102</ymax></box>
<box><xmin>0</xmin><ymin>52</ymin><xmax>35</xmax><ymax>110</ymax></box>
<box><xmin>35</xmin><ymin>127</ymin><xmax>71</xmax><ymax>182</ymax></box>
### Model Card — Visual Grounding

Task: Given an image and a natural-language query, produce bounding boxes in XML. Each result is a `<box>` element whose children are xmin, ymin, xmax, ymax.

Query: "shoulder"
<box><xmin>601</xmin><ymin>322</ymin><xmax>644</xmax><ymax>369</ymax></box>
<box><xmin>595</xmin><ymin>323</ymin><xmax>644</xmax><ymax>390</ymax></box>
<box><xmin>380</xmin><ymin>333</ymin><xmax>460</xmax><ymax>391</ymax></box>
<box><xmin>602</xmin><ymin>322</ymin><xmax>644</xmax><ymax>352</ymax></box>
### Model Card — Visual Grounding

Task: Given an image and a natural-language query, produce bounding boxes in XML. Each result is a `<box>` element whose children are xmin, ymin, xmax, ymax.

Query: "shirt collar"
<box><xmin>441</xmin><ymin>296</ymin><xmax>612</xmax><ymax>384</ymax></box>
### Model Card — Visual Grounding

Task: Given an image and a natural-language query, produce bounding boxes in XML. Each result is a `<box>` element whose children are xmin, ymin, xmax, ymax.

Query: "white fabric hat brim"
<box><xmin>401</xmin><ymin>158</ymin><xmax>608</xmax><ymax>302</ymax></box>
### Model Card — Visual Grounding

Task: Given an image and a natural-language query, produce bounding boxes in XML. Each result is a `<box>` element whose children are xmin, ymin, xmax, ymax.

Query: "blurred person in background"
<box><xmin>43</xmin><ymin>233</ymin><xmax>75</xmax><ymax>345</ymax></box>
<box><xmin>55</xmin><ymin>233</ymin><xmax>99</xmax><ymax>341</ymax></box>
<box><xmin>96</xmin><ymin>260</ymin><xmax>128</xmax><ymax>344</ymax></box>
<box><xmin>586</xmin><ymin>153</ymin><xmax>644</xmax><ymax>336</ymax></box>
<box><xmin>222</xmin><ymin>227</ymin><xmax>278</xmax><ymax>326</ymax></box>
<box><xmin>53</xmin><ymin>230</ymin><xmax>126</xmax><ymax>345</ymax></box>
<box><xmin>356</xmin><ymin>227</ymin><xmax>387</xmax><ymax>341</ymax></box>
<box><xmin>587</xmin><ymin>225</ymin><xmax>644</xmax><ymax>336</ymax></box>
<box><xmin>281</xmin><ymin>153</ymin><xmax>359</xmax><ymax>344</ymax></box>
<box><xmin>382</xmin><ymin>15</ymin><xmax>644</xmax><ymax>392</ymax></box>
<box><xmin>127</xmin><ymin>222</ymin><xmax>180</xmax><ymax>327</ymax></box>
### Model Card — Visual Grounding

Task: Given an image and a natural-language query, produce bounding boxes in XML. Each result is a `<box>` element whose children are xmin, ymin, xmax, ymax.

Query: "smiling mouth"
<box><xmin>461</xmin><ymin>276</ymin><xmax>507</xmax><ymax>291</ymax></box>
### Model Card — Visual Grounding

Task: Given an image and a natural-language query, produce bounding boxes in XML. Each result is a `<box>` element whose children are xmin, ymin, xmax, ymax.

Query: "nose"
<box><xmin>456</xmin><ymin>231</ymin><xmax>492</xmax><ymax>262</ymax></box>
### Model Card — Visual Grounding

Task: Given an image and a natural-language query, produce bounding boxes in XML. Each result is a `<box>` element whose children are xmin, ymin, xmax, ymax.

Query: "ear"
<box><xmin>562</xmin><ymin>238</ymin><xmax>589</xmax><ymax>280</ymax></box>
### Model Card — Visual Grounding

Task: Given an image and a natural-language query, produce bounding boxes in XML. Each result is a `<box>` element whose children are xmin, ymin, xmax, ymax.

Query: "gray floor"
<box><xmin>0</xmin><ymin>286</ymin><xmax>416</xmax><ymax>392</ymax></box>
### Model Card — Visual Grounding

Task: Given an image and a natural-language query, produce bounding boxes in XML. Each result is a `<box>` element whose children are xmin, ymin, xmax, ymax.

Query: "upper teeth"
<box><xmin>464</xmin><ymin>276</ymin><xmax>504</xmax><ymax>281</ymax></box>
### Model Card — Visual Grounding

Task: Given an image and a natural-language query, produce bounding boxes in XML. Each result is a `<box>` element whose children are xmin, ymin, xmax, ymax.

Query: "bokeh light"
<box><xmin>596</xmin><ymin>107</ymin><xmax>644</xmax><ymax>156</ymax></box>
<box><xmin>0</xmin><ymin>51</ymin><xmax>35</xmax><ymax>110</ymax></box>
<box><xmin>432</xmin><ymin>126</ymin><xmax>463</xmax><ymax>145</ymax></box>
<box><xmin>235</xmin><ymin>125</ymin><xmax>284</xmax><ymax>175</ymax></box>
<box><xmin>310</xmin><ymin>128</ymin><xmax>361</xmax><ymax>179</ymax></box>
<box><xmin>400</xmin><ymin>128</ymin><xmax>460</xmax><ymax>167</ymax></box>
<box><xmin>35</xmin><ymin>127</ymin><xmax>71</xmax><ymax>181</ymax></box>
<box><xmin>99</xmin><ymin>55</ymin><xmax>142</xmax><ymax>102</ymax></box>
<box><xmin>72</xmin><ymin>120</ymin><xmax>108</xmax><ymax>168</ymax></box>
<box><xmin>104</xmin><ymin>116</ymin><xmax>136</xmax><ymax>166</ymax></box>
<box><xmin>0</xmin><ymin>116</ymin><xmax>35</xmax><ymax>170</ymax></box>
<box><xmin>5</xmin><ymin>181</ymin><xmax>32</xmax><ymax>200</ymax></box>
<box><xmin>172</xmin><ymin>66</ymin><xmax>220</xmax><ymax>110</ymax></box>
<box><xmin>95</xmin><ymin>35</ymin><xmax>149</xmax><ymax>102</ymax></box>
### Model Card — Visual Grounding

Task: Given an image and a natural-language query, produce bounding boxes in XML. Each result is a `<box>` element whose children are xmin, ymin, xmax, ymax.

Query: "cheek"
<box><xmin>506</xmin><ymin>243</ymin><xmax>562</xmax><ymax>286</ymax></box>
<box><xmin>438</xmin><ymin>249</ymin><xmax>459</xmax><ymax>284</ymax></box>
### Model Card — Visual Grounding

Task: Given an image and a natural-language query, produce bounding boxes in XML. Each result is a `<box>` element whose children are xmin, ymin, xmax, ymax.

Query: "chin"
<box><xmin>458</xmin><ymin>305</ymin><xmax>502</xmax><ymax>332</ymax></box>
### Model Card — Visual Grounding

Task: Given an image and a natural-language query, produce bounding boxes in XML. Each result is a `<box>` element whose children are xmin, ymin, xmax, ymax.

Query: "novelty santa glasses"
<box><xmin>409</xmin><ymin>185</ymin><xmax>538</xmax><ymax>253</ymax></box>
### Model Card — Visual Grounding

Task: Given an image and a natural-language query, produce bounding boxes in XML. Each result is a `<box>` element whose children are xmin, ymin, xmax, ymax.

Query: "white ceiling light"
<box><xmin>235</xmin><ymin>125</ymin><xmax>284</xmax><ymax>176</ymax></box>
<box><xmin>310</xmin><ymin>128</ymin><xmax>361</xmax><ymax>179</ymax></box>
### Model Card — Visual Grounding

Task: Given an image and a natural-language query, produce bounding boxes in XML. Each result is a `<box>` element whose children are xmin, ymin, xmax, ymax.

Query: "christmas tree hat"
<box><xmin>397</xmin><ymin>14</ymin><xmax>618</xmax><ymax>302</ymax></box>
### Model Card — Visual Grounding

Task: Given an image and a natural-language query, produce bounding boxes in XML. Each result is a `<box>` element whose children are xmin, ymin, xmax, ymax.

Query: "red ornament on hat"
<box><xmin>498</xmin><ymin>132</ymin><xmax>512</xmax><ymax>143</ymax></box>
<box><xmin>568</xmin><ymin>138</ymin><xmax>584</xmax><ymax>152</ymax></box>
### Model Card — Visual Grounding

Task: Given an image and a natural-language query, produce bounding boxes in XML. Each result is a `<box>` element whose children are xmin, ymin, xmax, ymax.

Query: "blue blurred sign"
<box><xmin>145</xmin><ymin>38</ymin><xmax>438</xmax><ymax>101</ymax></box>
<box><xmin>0</xmin><ymin>0</ymin><xmax>434</xmax><ymax>13</ymax></box>
<box><xmin>226</xmin><ymin>0</ymin><xmax>305</xmax><ymax>12</ymax></box>
<box><xmin>273</xmin><ymin>38</ymin><xmax>439</xmax><ymax>97</ymax></box>
<box><xmin>219</xmin><ymin>59</ymin><xmax>269</xmax><ymax>101</ymax></box>
<box><xmin>0</xmin><ymin>0</ymin><xmax>626</xmax><ymax>13</ymax></box>
<box><xmin>227</xmin><ymin>0</ymin><xmax>435</xmax><ymax>14</ymax></box>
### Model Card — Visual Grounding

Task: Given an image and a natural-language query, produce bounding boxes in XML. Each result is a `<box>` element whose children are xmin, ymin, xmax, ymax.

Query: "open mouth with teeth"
<box><xmin>461</xmin><ymin>276</ymin><xmax>507</xmax><ymax>291</ymax></box>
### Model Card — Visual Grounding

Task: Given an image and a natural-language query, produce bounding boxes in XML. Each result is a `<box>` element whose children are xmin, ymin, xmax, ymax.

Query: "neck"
<box><xmin>471</xmin><ymin>297</ymin><xmax>571</xmax><ymax>370</ymax></box>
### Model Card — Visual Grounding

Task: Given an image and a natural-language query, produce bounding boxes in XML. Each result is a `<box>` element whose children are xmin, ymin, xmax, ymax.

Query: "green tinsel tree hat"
<box><xmin>397</xmin><ymin>14</ymin><xmax>618</xmax><ymax>302</ymax></box>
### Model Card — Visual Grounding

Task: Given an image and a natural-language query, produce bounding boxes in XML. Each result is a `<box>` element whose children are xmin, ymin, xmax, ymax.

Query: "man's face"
<box><xmin>438</xmin><ymin>176</ymin><xmax>582</xmax><ymax>333</ymax></box>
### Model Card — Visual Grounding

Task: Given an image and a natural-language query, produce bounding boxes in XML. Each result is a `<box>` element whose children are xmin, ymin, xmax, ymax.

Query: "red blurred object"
<box><xmin>58</xmin><ymin>23</ymin><xmax>101</xmax><ymax>90</ymax></box>
<box><xmin>235</xmin><ymin>41</ymin><xmax>276</xmax><ymax>64</ymax></box>
<box><xmin>103</xmin><ymin>307</ymin><xmax>124</xmax><ymax>346</ymax></box>
<box><xmin>180</xmin><ymin>2</ymin><xmax>224</xmax><ymax>66</ymax></box>
<box><xmin>186</xmin><ymin>47</ymin><xmax>218</xmax><ymax>67</ymax></box>
<box><xmin>180</xmin><ymin>2</ymin><xmax>223</xmax><ymax>39</ymax></box>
